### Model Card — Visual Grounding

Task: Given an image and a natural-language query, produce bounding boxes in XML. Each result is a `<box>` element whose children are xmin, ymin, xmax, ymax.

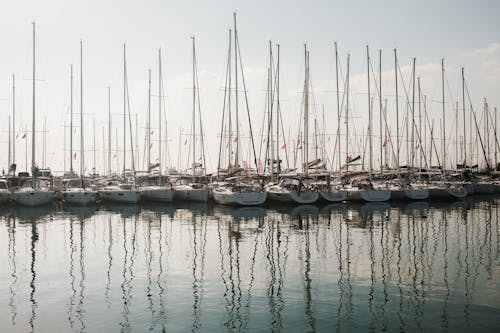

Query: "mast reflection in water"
<box><xmin>0</xmin><ymin>198</ymin><xmax>500</xmax><ymax>332</ymax></box>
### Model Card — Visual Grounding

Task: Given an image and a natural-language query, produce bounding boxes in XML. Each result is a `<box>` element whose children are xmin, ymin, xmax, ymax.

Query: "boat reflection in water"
<box><xmin>0</xmin><ymin>197</ymin><xmax>499</xmax><ymax>332</ymax></box>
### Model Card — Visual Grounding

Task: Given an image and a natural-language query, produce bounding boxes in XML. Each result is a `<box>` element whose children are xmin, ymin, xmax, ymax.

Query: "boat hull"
<box><xmin>174</xmin><ymin>188</ymin><xmax>208</xmax><ymax>202</ymax></box>
<box><xmin>347</xmin><ymin>189</ymin><xmax>391</xmax><ymax>202</ymax></box>
<box><xmin>12</xmin><ymin>189</ymin><xmax>54</xmax><ymax>207</ymax></box>
<box><xmin>0</xmin><ymin>191</ymin><xmax>10</xmax><ymax>204</ymax></box>
<box><xmin>474</xmin><ymin>182</ymin><xmax>495</xmax><ymax>194</ymax></box>
<box><xmin>63</xmin><ymin>188</ymin><xmax>98</xmax><ymax>205</ymax></box>
<box><xmin>99</xmin><ymin>189</ymin><xmax>141</xmax><ymax>204</ymax></box>
<box><xmin>140</xmin><ymin>186</ymin><xmax>174</xmax><ymax>202</ymax></box>
<box><xmin>428</xmin><ymin>187</ymin><xmax>467</xmax><ymax>200</ymax></box>
<box><xmin>213</xmin><ymin>190</ymin><xmax>267</xmax><ymax>206</ymax></box>
<box><xmin>319</xmin><ymin>190</ymin><xmax>347</xmax><ymax>202</ymax></box>
<box><xmin>267</xmin><ymin>190</ymin><xmax>319</xmax><ymax>204</ymax></box>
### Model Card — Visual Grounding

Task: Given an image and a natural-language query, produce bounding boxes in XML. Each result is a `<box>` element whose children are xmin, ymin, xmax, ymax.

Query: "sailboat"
<box><xmin>316</xmin><ymin>42</ymin><xmax>347</xmax><ymax>203</ymax></box>
<box><xmin>62</xmin><ymin>40</ymin><xmax>98</xmax><ymax>205</ymax></box>
<box><xmin>138</xmin><ymin>52</ymin><xmax>174</xmax><ymax>203</ymax></box>
<box><xmin>212</xmin><ymin>15</ymin><xmax>266</xmax><ymax>206</ymax></box>
<box><xmin>267</xmin><ymin>44</ymin><xmax>318</xmax><ymax>204</ymax></box>
<box><xmin>12</xmin><ymin>22</ymin><xmax>55</xmax><ymax>207</ymax></box>
<box><xmin>98</xmin><ymin>44</ymin><xmax>141</xmax><ymax>204</ymax></box>
<box><xmin>173</xmin><ymin>36</ymin><xmax>209</xmax><ymax>203</ymax></box>
<box><xmin>346</xmin><ymin>46</ymin><xmax>390</xmax><ymax>203</ymax></box>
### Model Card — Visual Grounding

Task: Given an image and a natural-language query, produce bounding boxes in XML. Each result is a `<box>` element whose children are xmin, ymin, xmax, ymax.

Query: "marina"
<box><xmin>1</xmin><ymin>1</ymin><xmax>500</xmax><ymax>332</ymax></box>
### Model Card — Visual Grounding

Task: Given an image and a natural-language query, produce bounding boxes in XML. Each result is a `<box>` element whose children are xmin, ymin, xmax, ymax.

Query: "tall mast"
<box><xmin>345</xmin><ymin>54</ymin><xmax>350</xmax><ymax>173</ymax></box>
<box><xmin>80</xmin><ymin>39</ymin><xmax>84</xmax><ymax>185</ymax></box>
<box><xmin>379</xmin><ymin>49</ymin><xmax>383</xmax><ymax>173</ymax></box>
<box><xmin>411</xmin><ymin>58</ymin><xmax>416</xmax><ymax>171</ymax></box>
<box><xmin>462</xmin><ymin>67</ymin><xmax>467</xmax><ymax>168</ymax></box>
<box><xmin>107</xmin><ymin>87</ymin><xmax>111</xmax><ymax>176</ymax></box>
<box><xmin>123</xmin><ymin>43</ymin><xmax>126</xmax><ymax>176</ymax></box>
<box><xmin>147</xmin><ymin>69</ymin><xmax>151</xmax><ymax>170</ymax></box>
<box><xmin>228</xmin><ymin>29</ymin><xmax>232</xmax><ymax>168</ymax></box>
<box><xmin>276</xmin><ymin>43</ymin><xmax>281</xmax><ymax>177</ymax></box>
<box><xmin>367</xmin><ymin>46</ymin><xmax>372</xmax><ymax>173</ymax></box>
<box><xmin>12</xmin><ymin>74</ymin><xmax>16</xmax><ymax>166</ymax></box>
<box><xmin>192</xmin><ymin>36</ymin><xmax>196</xmax><ymax>181</ymax></box>
<box><xmin>233</xmin><ymin>13</ymin><xmax>239</xmax><ymax>167</ymax></box>
<box><xmin>70</xmin><ymin>64</ymin><xmax>74</xmax><ymax>173</ymax></box>
<box><xmin>335</xmin><ymin>42</ymin><xmax>341</xmax><ymax>176</ymax></box>
<box><xmin>495</xmin><ymin>106</ymin><xmax>498</xmax><ymax>170</ymax></box>
<box><xmin>158</xmin><ymin>48</ymin><xmax>162</xmax><ymax>185</ymax></box>
<box><xmin>418</xmin><ymin>77</ymin><xmax>422</xmax><ymax>170</ymax></box>
<box><xmin>441</xmin><ymin>59</ymin><xmax>446</xmax><ymax>171</ymax></box>
<box><xmin>31</xmin><ymin>22</ymin><xmax>36</xmax><ymax>187</ymax></box>
<box><xmin>394</xmin><ymin>49</ymin><xmax>400</xmax><ymax>172</ymax></box>
<box><xmin>8</xmin><ymin>116</ymin><xmax>11</xmax><ymax>169</ymax></box>
<box><xmin>304</xmin><ymin>45</ymin><xmax>309</xmax><ymax>176</ymax></box>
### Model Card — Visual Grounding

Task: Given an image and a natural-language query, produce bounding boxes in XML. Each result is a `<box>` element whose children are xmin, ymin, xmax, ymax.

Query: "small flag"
<box><xmin>16</xmin><ymin>133</ymin><xmax>19</xmax><ymax>139</ymax></box>
<box><xmin>233</xmin><ymin>136</ymin><xmax>238</xmax><ymax>143</ymax></box>
<box><xmin>150</xmin><ymin>143</ymin><xmax>153</xmax><ymax>149</ymax></box>
<box><xmin>150</xmin><ymin>130</ymin><xmax>154</xmax><ymax>135</ymax></box>
<box><xmin>73</xmin><ymin>152</ymin><xmax>77</xmax><ymax>160</ymax></box>
<box><xmin>297</xmin><ymin>138</ymin><xmax>301</xmax><ymax>144</ymax></box>
<box><xmin>383</xmin><ymin>139</ymin><xmax>389</xmax><ymax>147</ymax></box>
<box><xmin>281</xmin><ymin>143</ymin><xmax>286</xmax><ymax>150</ymax></box>
<box><xmin>184</xmin><ymin>139</ymin><xmax>188</xmax><ymax>145</ymax></box>
<box><xmin>22</xmin><ymin>133</ymin><xmax>27</xmax><ymax>139</ymax></box>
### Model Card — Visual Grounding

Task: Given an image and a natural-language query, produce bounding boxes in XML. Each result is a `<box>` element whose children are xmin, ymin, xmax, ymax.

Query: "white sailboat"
<box><xmin>173</xmin><ymin>36</ymin><xmax>209</xmax><ymax>202</ymax></box>
<box><xmin>139</xmin><ymin>52</ymin><xmax>173</xmax><ymax>203</ymax></box>
<box><xmin>267</xmin><ymin>45</ymin><xmax>319</xmax><ymax>204</ymax></box>
<box><xmin>213</xmin><ymin>15</ymin><xmax>266</xmax><ymax>206</ymax></box>
<box><xmin>12</xmin><ymin>23</ymin><xmax>55</xmax><ymax>207</ymax></box>
<box><xmin>99</xmin><ymin>44</ymin><xmax>140</xmax><ymax>204</ymax></box>
<box><xmin>62</xmin><ymin>40</ymin><xmax>97</xmax><ymax>205</ymax></box>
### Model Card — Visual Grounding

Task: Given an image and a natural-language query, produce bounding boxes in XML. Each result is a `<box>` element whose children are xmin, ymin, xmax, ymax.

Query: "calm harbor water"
<box><xmin>1</xmin><ymin>198</ymin><xmax>500</xmax><ymax>332</ymax></box>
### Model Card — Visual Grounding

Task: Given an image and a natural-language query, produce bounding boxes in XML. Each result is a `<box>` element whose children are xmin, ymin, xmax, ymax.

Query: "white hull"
<box><xmin>174</xmin><ymin>187</ymin><xmax>208</xmax><ymax>202</ymax></box>
<box><xmin>213</xmin><ymin>189</ymin><xmax>267</xmax><ymax>206</ymax></box>
<box><xmin>140</xmin><ymin>186</ymin><xmax>174</xmax><ymax>202</ymax></box>
<box><xmin>99</xmin><ymin>188</ymin><xmax>141</xmax><ymax>204</ymax></box>
<box><xmin>347</xmin><ymin>189</ymin><xmax>391</xmax><ymax>202</ymax></box>
<box><xmin>63</xmin><ymin>188</ymin><xmax>98</xmax><ymax>205</ymax></box>
<box><xmin>12</xmin><ymin>188</ymin><xmax>54</xmax><ymax>206</ymax></box>
<box><xmin>267</xmin><ymin>189</ymin><xmax>319</xmax><ymax>204</ymax></box>
<box><xmin>319</xmin><ymin>190</ymin><xmax>347</xmax><ymax>202</ymax></box>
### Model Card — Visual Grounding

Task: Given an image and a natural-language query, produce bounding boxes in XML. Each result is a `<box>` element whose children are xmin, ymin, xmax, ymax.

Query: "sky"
<box><xmin>1</xmin><ymin>0</ymin><xmax>500</xmax><ymax>175</ymax></box>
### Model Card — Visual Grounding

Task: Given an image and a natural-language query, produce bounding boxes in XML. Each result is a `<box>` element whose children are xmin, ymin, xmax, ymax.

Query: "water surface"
<box><xmin>1</xmin><ymin>198</ymin><xmax>499</xmax><ymax>332</ymax></box>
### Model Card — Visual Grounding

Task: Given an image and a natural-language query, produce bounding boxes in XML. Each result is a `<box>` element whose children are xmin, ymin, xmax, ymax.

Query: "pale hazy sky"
<box><xmin>1</xmin><ymin>0</ymin><xmax>499</xmax><ymax>174</ymax></box>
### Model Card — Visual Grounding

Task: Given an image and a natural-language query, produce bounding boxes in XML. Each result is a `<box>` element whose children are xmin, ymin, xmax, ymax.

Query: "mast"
<box><xmin>70</xmin><ymin>64</ymin><xmax>74</xmax><ymax>173</ymax></box>
<box><xmin>379</xmin><ymin>49</ymin><xmax>383</xmax><ymax>173</ymax></box>
<box><xmin>345</xmin><ymin>54</ymin><xmax>350</xmax><ymax>173</ymax></box>
<box><xmin>80</xmin><ymin>40</ymin><xmax>84</xmax><ymax>185</ymax></box>
<box><xmin>495</xmin><ymin>106</ymin><xmax>498</xmax><ymax>170</ymax></box>
<box><xmin>411</xmin><ymin>58</ymin><xmax>416</xmax><ymax>171</ymax></box>
<box><xmin>8</xmin><ymin>116</ymin><xmax>11</xmax><ymax>169</ymax></box>
<box><xmin>335</xmin><ymin>42</ymin><xmax>341</xmax><ymax>176</ymax></box>
<box><xmin>462</xmin><ymin>67</ymin><xmax>467</xmax><ymax>168</ymax></box>
<box><xmin>107</xmin><ymin>87</ymin><xmax>111</xmax><ymax>176</ymax></box>
<box><xmin>394</xmin><ymin>49</ymin><xmax>400</xmax><ymax>172</ymax></box>
<box><xmin>441</xmin><ymin>59</ymin><xmax>446</xmax><ymax>171</ymax></box>
<box><xmin>276</xmin><ymin>43</ymin><xmax>281</xmax><ymax>177</ymax></box>
<box><xmin>304</xmin><ymin>44</ymin><xmax>309</xmax><ymax>176</ymax></box>
<box><xmin>367</xmin><ymin>46</ymin><xmax>372</xmax><ymax>173</ymax></box>
<box><xmin>147</xmin><ymin>69</ymin><xmax>151</xmax><ymax>170</ymax></box>
<box><xmin>418</xmin><ymin>77</ymin><xmax>422</xmax><ymax>170</ymax></box>
<box><xmin>158</xmin><ymin>48</ymin><xmax>162</xmax><ymax>185</ymax></box>
<box><xmin>31</xmin><ymin>22</ymin><xmax>36</xmax><ymax>188</ymax></box>
<box><xmin>233</xmin><ymin>13</ymin><xmax>239</xmax><ymax>168</ymax></box>
<box><xmin>12</xmin><ymin>74</ymin><xmax>16</xmax><ymax>166</ymax></box>
<box><xmin>123</xmin><ymin>43</ymin><xmax>126</xmax><ymax>176</ymax></box>
<box><xmin>192</xmin><ymin>36</ymin><xmax>196</xmax><ymax>181</ymax></box>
